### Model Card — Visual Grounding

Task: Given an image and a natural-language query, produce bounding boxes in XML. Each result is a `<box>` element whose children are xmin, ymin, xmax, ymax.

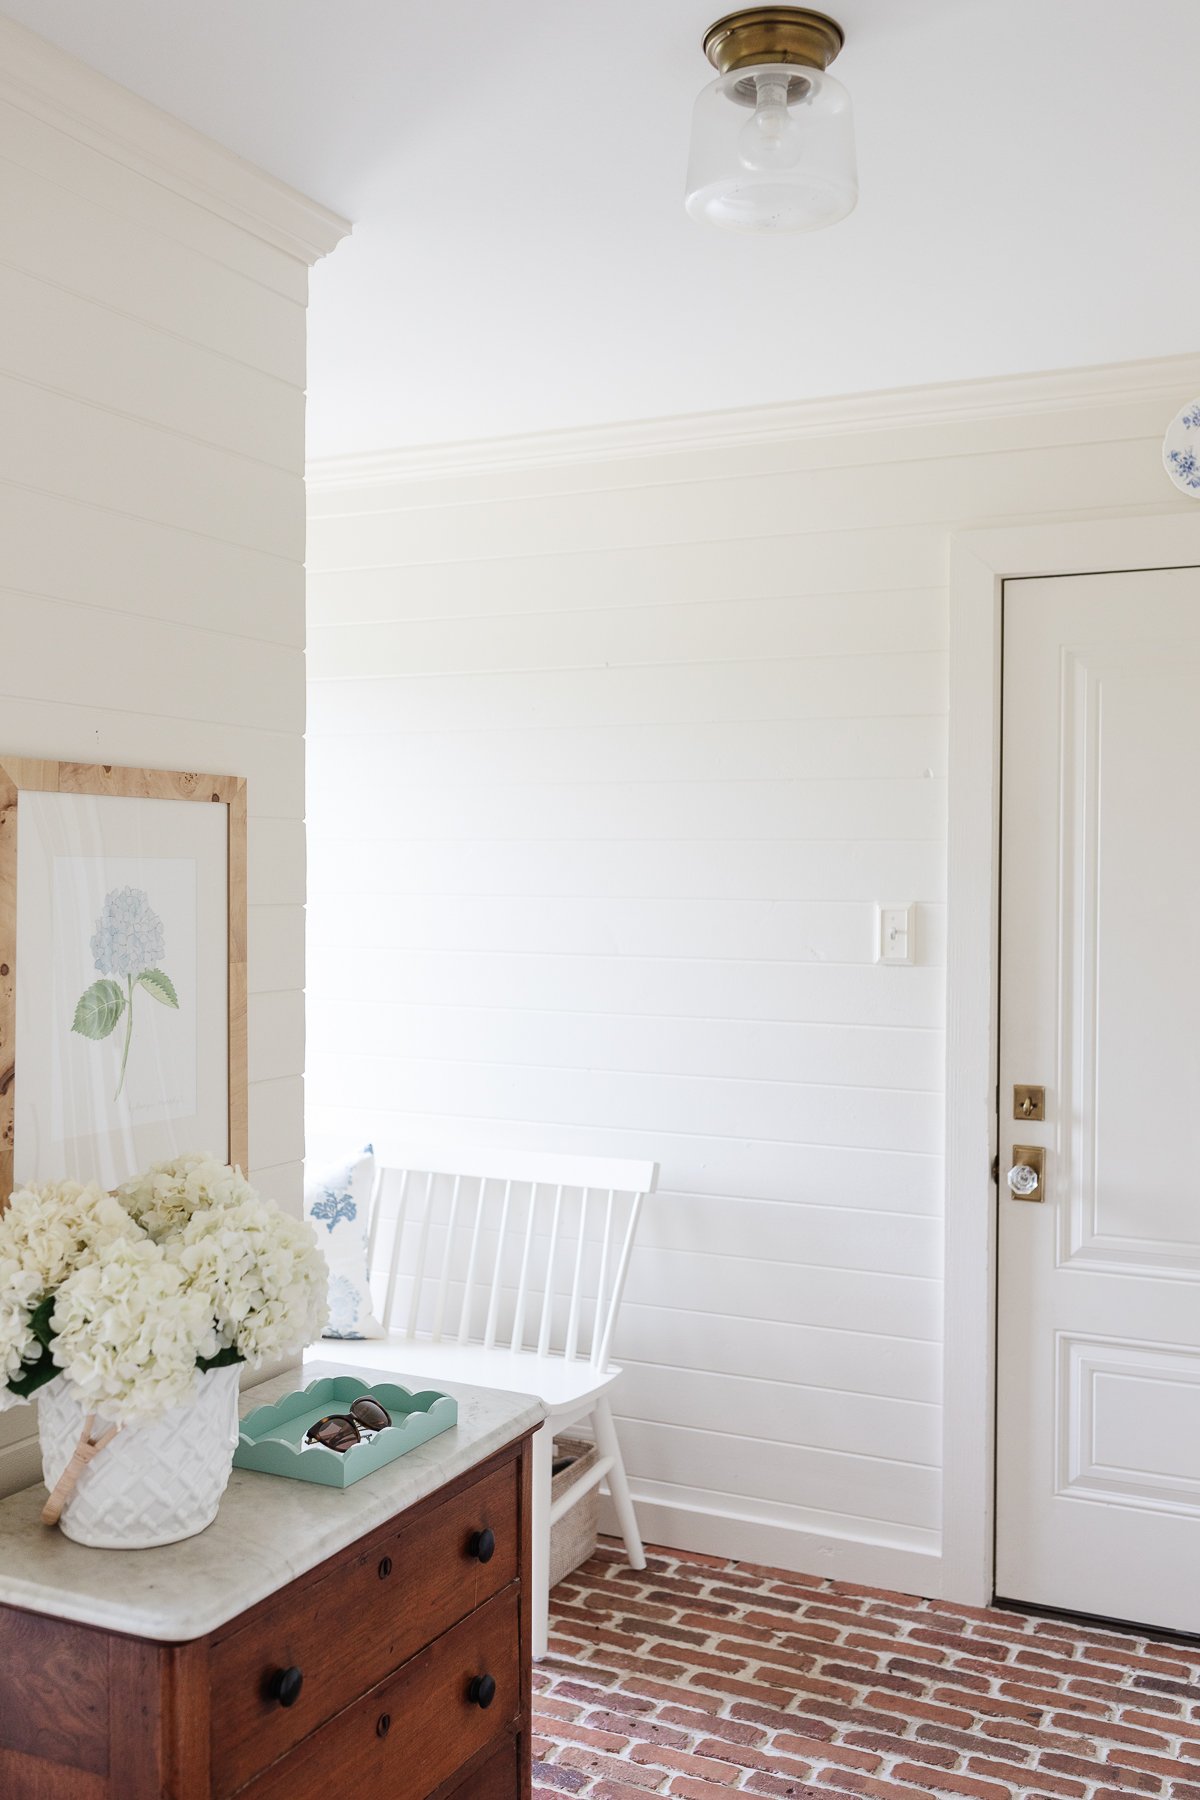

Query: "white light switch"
<box><xmin>876</xmin><ymin>903</ymin><xmax>916</xmax><ymax>965</ymax></box>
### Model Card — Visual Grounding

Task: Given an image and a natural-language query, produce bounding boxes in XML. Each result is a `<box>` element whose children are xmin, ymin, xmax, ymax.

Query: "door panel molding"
<box><xmin>1058</xmin><ymin>645</ymin><xmax>1101</xmax><ymax>1270</ymax></box>
<box><xmin>944</xmin><ymin>513</ymin><xmax>1200</xmax><ymax>1607</ymax></box>
<box><xmin>1058</xmin><ymin>646</ymin><xmax>1200</xmax><ymax>1280</ymax></box>
<box><xmin>1057</xmin><ymin>1332</ymin><xmax>1200</xmax><ymax>1515</ymax></box>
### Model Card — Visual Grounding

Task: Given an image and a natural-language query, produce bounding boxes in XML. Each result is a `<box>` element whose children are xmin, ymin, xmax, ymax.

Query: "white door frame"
<box><xmin>942</xmin><ymin>510</ymin><xmax>1200</xmax><ymax>1606</ymax></box>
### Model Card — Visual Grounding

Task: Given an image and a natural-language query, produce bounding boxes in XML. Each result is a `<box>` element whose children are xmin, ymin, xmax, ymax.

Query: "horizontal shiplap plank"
<box><xmin>306</xmin><ymin>835</ymin><xmax>946</xmax><ymax>904</ymax></box>
<box><xmin>0</xmin><ymin>1428</ymin><xmax>41</xmax><ymax>1502</ymax></box>
<box><xmin>306</xmin><ymin>438</ymin><xmax>1163</xmax><ymax>567</ymax></box>
<box><xmin>250</xmin><ymin>905</ymin><xmax>306</xmax><ymax>996</ymax></box>
<box><xmin>0</xmin><ymin>483</ymin><xmax>302</xmax><ymax>645</ymax></box>
<box><xmin>249</xmin><ymin>918</ymin><xmax>306</xmax><ymax>1011</ymax></box>
<box><xmin>306</xmin><ymin>653</ymin><xmax>949</xmax><ymax>730</ymax></box>
<box><xmin>0</xmin><ymin>260</ymin><xmax>303</xmax><ymax>469</ymax></box>
<box><xmin>307</xmin><ymin>776</ymin><xmax>946</xmax><ymax>843</ymax></box>
<box><xmin>248</xmin><ymin>820</ymin><xmax>306</xmax><ymax>906</ymax></box>
<box><xmin>613</xmin><ymin>1305</ymin><xmax>942</xmax><ymax>1403</ymax></box>
<box><xmin>306</xmin><ymin>894</ymin><xmax>947</xmax><ymax>966</ymax></box>
<box><xmin>304</xmin><ymin>712</ymin><xmax>947</xmax><ymax>782</ymax></box>
<box><xmin>304</xmin><ymin>1002</ymin><xmax>944</xmax><ymax>1094</ymax></box>
<box><xmin>0</xmin><ymin>375</ymin><xmax>302</xmax><ymax>559</ymax></box>
<box><xmin>305</xmin><ymin>1104</ymin><xmax>944</xmax><ymax>1214</ymax></box>
<box><xmin>303</xmin><ymin>1053</ymin><xmax>943</xmax><ymax>1155</ymax></box>
<box><xmin>248</xmin><ymin>1160</ymin><xmax>304</xmax><ymax>1217</ymax></box>
<box><xmin>0</xmin><ymin>591</ymin><xmax>303</xmax><ymax>732</ymax></box>
<box><xmin>308</xmin><ymin>524</ymin><xmax>947</xmax><ymax>610</ymax></box>
<box><xmin>305</xmin><ymin>946</ymin><xmax>946</xmax><ymax>1029</ymax></box>
<box><xmin>0</xmin><ymin>1406</ymin><xmax>37</xmax><ymax>1454</ymax></box>
<box><xmin>617</xmin><ymin>1361</ymin><xmax>941</xmax><ymax>1465</ymax></box>
<box><xmin>0</xmin><ymin>105</ymin><xmax>308</xmax><ymax>304</ymax></box>
<box><xmin>308</xmin><ymin>590</ymin><xmax>947</xmax><ymax>677</ymax></box>
<box><xmin>249</xmin><ymin>1075</ymin><xmax>305</xmax><ymax>1172</ymax></box>
<box><xmin>0</xmin><ymin>158</ymin><xmax>305</xmax><ymax>382</ymax></box>
<box><xmin>612</xmin><ymin>1416</ymin><xmax>940</xmax><ymax>1531</ymax></box>
<box><xmin>249</xmin><ymin>990</ymin><xmax>306</xmax><ymax>1083</ymax></box>
<box><xmin>635</xmin><ymin>1193</ymin><xmax>941</xmax><ymax>1275</ymax></box>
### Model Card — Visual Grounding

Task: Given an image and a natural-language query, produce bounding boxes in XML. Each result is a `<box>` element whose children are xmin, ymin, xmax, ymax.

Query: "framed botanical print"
<box><xmin>0</xmin><ymin>760</ymin><xmax>247</xmax><ymax>1196</ymax></box>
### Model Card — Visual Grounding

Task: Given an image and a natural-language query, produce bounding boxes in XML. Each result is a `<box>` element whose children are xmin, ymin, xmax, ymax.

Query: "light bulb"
<box><xmin>684</xmin><ymin>54</ymin><xmax>858</xmax><ymax>233</ymax></box>
<box><xmin>737</xmin><ymin>76</ymin><xmax>802</xmax><ymax>172</ymax></box>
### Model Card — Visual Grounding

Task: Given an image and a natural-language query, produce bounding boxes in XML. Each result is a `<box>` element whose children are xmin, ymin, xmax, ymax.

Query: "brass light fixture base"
<box><xmin>703</xmin><ymin>7</ymin><xmax>845</xmax><ymax>75</ymax></box>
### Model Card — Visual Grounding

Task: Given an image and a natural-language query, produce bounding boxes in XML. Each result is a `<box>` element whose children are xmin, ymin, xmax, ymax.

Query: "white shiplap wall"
<box><xmin>306</xmin><ymin>358</ymin><xmax>1199</xmax><ymax>1593</ymax></box>
<box><xmin>0</xmin><ymin>21</ymin><xmax>346</xmax><ymax>1498</ymax></box>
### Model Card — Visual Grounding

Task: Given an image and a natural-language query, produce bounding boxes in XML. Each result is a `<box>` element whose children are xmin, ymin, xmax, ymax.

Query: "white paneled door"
<box><xmin>996</xmin><ymin>566</ymin><xmax>1200</xmax><ymax>1631</ymax></box>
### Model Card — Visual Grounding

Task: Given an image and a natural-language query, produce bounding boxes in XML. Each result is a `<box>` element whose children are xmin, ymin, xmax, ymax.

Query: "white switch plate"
<box><xmin>876</xmin><ymin>902</ymin><xmax>916</xmax><ymax>965</ymax></box>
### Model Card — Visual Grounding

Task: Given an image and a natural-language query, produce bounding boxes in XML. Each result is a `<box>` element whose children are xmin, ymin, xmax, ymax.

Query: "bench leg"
<box><xmin>594</xmin><ymin>1395</ymin><xmax>646</xmax><ymax>1570</ymax></box>
<box><xmin>531</xmin><ymin>1421</ymin><xmax>553</xmax><ymax>1660</ymax></box>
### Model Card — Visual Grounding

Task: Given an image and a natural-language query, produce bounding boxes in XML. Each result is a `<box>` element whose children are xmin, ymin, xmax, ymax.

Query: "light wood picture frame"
<box><xmin>0</xmin><ymin>759</ymin><xmax>247</xmax><ymax>1202</ymax></box>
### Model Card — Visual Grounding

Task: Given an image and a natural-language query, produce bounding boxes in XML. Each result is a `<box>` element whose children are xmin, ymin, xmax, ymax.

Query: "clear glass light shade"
<box><xmin>685</xmin><ymin>63</ymin><xmax>857</xmax><ymax>232</ymax></box>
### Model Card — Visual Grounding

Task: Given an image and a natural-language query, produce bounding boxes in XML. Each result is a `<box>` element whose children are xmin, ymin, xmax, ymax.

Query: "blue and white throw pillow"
<box><xmin>304</xmin><ymin>1146</ymin><xmax>386</xmax><ymax>1339</ymax></box>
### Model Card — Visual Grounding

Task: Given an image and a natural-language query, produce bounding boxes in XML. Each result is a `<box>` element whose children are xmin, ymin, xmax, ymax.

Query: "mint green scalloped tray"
<box><xmin>233</xmin><ymin>1377</ymin><xmax>458</xmax><ymax>1488</ymax></box>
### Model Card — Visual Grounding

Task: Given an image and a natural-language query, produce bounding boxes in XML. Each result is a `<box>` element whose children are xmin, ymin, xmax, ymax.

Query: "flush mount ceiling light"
<box><xmin>685</xmin><ymin>7</ymin><xmax>857</xmax><ymax>233</ymax></box>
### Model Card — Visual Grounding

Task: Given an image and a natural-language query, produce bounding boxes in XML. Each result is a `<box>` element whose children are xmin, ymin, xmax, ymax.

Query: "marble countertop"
<box><xmin>0</xmin><ymin>1360</ymin><xmax>542</xmax><ymax>1642</ymax></box>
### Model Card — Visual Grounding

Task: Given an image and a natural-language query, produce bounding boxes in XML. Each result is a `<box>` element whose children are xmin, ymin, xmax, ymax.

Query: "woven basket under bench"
<box><xmin>549</xmin><ymin>1436</ymin><xmax>600</xmax><ymax>1588</ymax></box>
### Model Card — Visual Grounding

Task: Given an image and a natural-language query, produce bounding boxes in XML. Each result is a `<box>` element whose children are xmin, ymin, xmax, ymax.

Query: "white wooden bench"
<box><xmin>304</xmin><ymin>1142</ymin><xmax>659</xmax><ymax>1658</ymax></box>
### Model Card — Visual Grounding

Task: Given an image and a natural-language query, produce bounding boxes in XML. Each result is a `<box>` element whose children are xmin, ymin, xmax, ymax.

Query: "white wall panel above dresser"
<box><xmin>0</xmin><ymin>17</ymin><xmax>347</xmax><ymax>1500</ymax></box>
<box><xmin>307</xmin><ymin>359</ymin><xmax>1200</xmax><ymax>1591</ymax></box>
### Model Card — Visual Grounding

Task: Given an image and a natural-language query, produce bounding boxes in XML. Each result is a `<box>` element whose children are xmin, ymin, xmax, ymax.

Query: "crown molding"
<box><xmin>307</xmin><ymin>354</ymin><xmax>1200</xmax><ymax>488</ymax></box>
<box><xmin>0</xmin><ymin>17</ymin><xmax>350</xmax><ymax>265</ymax></box>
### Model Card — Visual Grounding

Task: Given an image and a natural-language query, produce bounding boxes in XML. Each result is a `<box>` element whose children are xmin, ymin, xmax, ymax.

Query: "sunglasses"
<box><xmin>303</xmin><ymin>1396</ymin><xmax>392</xmax><ymax>1453</ymax></box>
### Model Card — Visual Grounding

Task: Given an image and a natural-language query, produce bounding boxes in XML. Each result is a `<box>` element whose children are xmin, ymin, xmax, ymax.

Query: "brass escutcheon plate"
<box><xmin>1010</xmin><ymin>1143</ymin><xmax>1045</xmax><ymax>1202</ymax></box>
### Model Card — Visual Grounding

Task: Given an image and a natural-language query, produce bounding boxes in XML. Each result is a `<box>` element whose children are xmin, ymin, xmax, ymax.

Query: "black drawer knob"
<box><xmin>269</xmin><ymin>1666</ymin><xmax>303</xmax><ymax>1709</ymax></box>
<box><xmin>467</xmin><ymin>1673</ymin><xmax>496</xmax><ymax>1710</ymax></box>
<box><xmin>376</xmin><ymin>1712</ymin><xmax>391</xmax><ymax>1739</ymax></box>
<box><xmin>378</xmin><ymin>1556</ymin><xmax>393</xmax><ymax>1579</ymax></box>
<box><xmin>468</xmin><ymin>1527</ymin><xmax>495</xmax><ymax>1564</ymax></box>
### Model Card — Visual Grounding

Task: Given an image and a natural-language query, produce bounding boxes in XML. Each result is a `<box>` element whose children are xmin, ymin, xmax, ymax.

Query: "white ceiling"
<box><xmin>2</xmin><ymin>0</ymin><xmax>1198</xmax><ymax>458</ymax></box>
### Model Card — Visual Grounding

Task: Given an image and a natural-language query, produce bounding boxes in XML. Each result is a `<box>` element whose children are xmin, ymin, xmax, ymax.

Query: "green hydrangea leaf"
<box><xmin>6</xmin><ymin>1341</ymin><xmax>58</xmax><ymax>1401</ymax></box>
<box><xmin>138</xmin><ymin>968</ymin><xmax>179</xmax><ymax>1009</ymax></box>
<box><xmin>196</xmin><ymin>1345</ymin><xmax>244</xmax><ymax>1373</ymax></box>
<box><xmin>28</xmin><ymin>1294</ymin><xmax>55</xmax><ymax>1350</ymax></box>
<box><xmin>71</xmin><ymin>979</ymin><xmax>126</xmax><ymax>1040</ymax></box>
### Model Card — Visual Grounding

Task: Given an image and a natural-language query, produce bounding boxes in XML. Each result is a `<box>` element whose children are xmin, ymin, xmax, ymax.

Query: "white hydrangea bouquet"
<box><xmin>0</xmin><ymin>1154</ymin><xmax>328</xmax><ymax>1547</ymax></box>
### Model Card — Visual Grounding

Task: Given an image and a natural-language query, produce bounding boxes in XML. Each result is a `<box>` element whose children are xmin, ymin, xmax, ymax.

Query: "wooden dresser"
<box><xmin>0</xmin><ymin>1365</ymin><xmax>542</xmax><ymax>1799</ymax></box>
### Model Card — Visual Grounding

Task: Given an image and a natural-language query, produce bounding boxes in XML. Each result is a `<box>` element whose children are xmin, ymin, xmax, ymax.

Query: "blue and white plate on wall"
<box><xmin>1163</xmin><ymin>398</ymin><xmax>1200</xmax><ymax>496</ymax></box>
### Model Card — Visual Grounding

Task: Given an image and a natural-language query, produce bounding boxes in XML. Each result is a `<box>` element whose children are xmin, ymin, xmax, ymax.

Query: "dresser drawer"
<box><xmin>237</xmin><ymin>1586</ymin><xmax>519</xmax><ymax>1800</ymax></box>
<box><xmin>438</xmin><ymin>1732</ymin><xmax>520</xmax><ymax>1798</ymax></box>
<box><xmin>212</xmin><ymin>1457</ymin><xmax>519</xmax><ymax>1796</ymax></box>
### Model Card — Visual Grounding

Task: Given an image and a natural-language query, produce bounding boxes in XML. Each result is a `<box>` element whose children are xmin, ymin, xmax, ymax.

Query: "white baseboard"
<box><xmin>597</xmin><ymin>1481</ymin><xmax>943</xmax><ymax>1600</ymax></box>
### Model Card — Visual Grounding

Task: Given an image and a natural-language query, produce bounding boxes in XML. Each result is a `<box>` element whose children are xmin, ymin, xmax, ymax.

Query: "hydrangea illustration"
<box><xmin>72</xmin><ymin>887</ymin><xmax>179</xmax><ymax>1101</ymax></box>
<box><xmin>310</xmin><ymin>1188</ymin><xmax>357</xmax><ymax>1234</ymax></box>
<box><xmin>89</xmin><ymin>886</ymin><xmax>165</xmax><ymax>979</ymax></box>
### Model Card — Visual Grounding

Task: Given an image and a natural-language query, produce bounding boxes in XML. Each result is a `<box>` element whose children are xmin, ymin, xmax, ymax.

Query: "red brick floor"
<box><xmin>534</xmin><ymin>1539</ymin><xmax>1200</xmax><ymax>1800</ymax></box>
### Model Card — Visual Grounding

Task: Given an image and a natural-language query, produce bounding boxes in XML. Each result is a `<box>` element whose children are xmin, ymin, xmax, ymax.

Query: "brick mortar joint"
<box><xmin>540</xmin><ymin>1545</ymin><xmax>1200</xmax><ymax>1798</ymax></box>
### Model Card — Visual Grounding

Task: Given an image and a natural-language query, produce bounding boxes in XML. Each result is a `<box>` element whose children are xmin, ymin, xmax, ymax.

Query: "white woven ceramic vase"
<box><xmin>38</xmin><ymin>1365</ymin><xmax>242</xmax><ymax>1549</ymax></box>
